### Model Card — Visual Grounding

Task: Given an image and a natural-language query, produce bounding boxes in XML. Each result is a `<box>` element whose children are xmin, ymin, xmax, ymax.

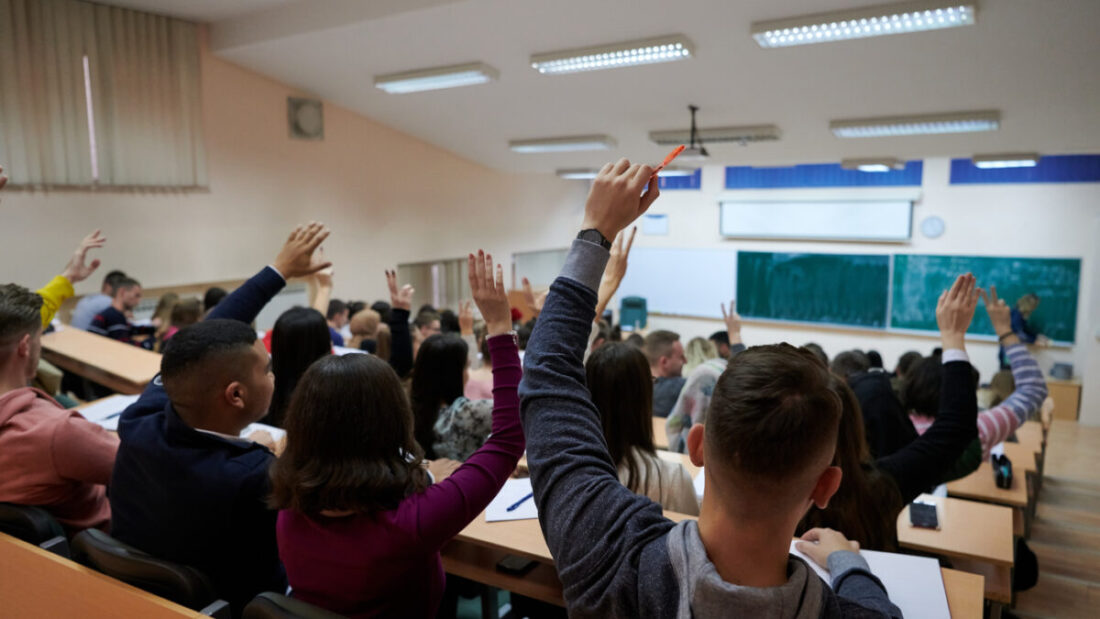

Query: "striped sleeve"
<box><xmin>978</xmin><ymin>343</ymin><xmax>1048</xmax><ymax>457</ymax></box>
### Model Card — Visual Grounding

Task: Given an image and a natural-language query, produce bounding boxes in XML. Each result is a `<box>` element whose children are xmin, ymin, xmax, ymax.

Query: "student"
<box><xmin>800</xmin><ymin>274</ymin><xmax>981</xmax><ymax>550</ymax></box>
<box><xmin>830</xmin><ymin>350</ymin><xmax>870</xmax><ymax>378</ymax></box>
<box><xmin>890</xmin><ymin>350</ymin><xmax>922</xmax><ymax>395</ymax></box>
<box><xmin>0</xmin><ymin>235</ymin><xmax>117</xmax><ymax>533</ymax></box>
<box><xmin>845</xmin><ymin>363</ymin><xmax>917</xmax><ymax>460</ymax></box>
<box><xmin>160</xmin><ymin>297</ymin><xmax>202</xmax><ymax>350</ymax></box>
<box><xmin>412</xmin><ymin>309</ymin><xmax>441</xmax><ymax>359</ymax></box>
<box><xmin>666</xmin><ymin>301</ymin><xmax>745</xmax><ymax>453</ymax></box>
<box><xmin>866</xmin><ymin>350</ymin><xmax>884</xmax><ymax>370</ymax></box>
<box><xmin>203</xmin><ymin>286</ymin><xmax>227</xmax><ymax>313</ymax></box>
<box><xmin>88</xmin><ymin>277</ymin><xmax>154</xmax><ymax>347</ymax></box>
<box><xmin>326</xmin><ymin>299</ymin><xmax>349</xmax><ymax>346</ymax></box>
<box><xmin>587</xmin><ymin>342</ymin><xmax>699</xmax><ymax>515</ymax></box>
<box><xmin>644</xmin><ymin>330</ymin><xmax>687</xmax><ymax>418</ymax></box>
<box><xmin>72</xmin><ymin>269</ymin><xmax>127</xmax><ymax>330</ymax></box>
<box><xmin>682</xmin><ymin>336</ymin><xmax>718</xmax><ymax>375</ymax></box>
<box><xmin>708</xmin><ymin>330</ymin><xmax>731</xmax><ymax>359</ymax></box>
<box><xmin>347</xmin><ymin>308</ymin><xmax>381</xmax><ymax>352</ymax></box>
<box><xmin>265</xmin><ymin>307</ymin><xmax>331</xmax><ymax>429</ymax></box>
<box><xmin>520</xmin><ymin>160</ymin><xmax>900</xmax><ymax>618</ymax></box>
<box><xmin>151</xmin><ymin>293</ymin><xmax>180</xmax><ymax>346</ymax></box>
<box><xmin>906</xmin><ymin>287</ymin><xmax>1048</xmax><ymax>460</ymax></box>
<box><xmin>109</xmin><ymin>223</ymin><xmax>331</xmax><ymax>614</ymax></box>
<box><xmin>410</xmin><ymin>333</ymin><xmax>490</xmax><ymax>461</ymax></box>
<box><xmin>804</xmin><ymin>342</ymin><xmax>829</xmax><ymax>366</ymax></box>
<box><xmin>999</xmin><ymin>292</ymin><xmax>1049</xmax><ymax>367</ymax></box>
<box><xmin>438</xmin><ymin>308</ymin><xmax>461</xmax><ymax>334</ymax></box>
<box><xmin>272</xmin><ymin>250</ymin><xmax>523</xmax><ymax>618</ymax></box>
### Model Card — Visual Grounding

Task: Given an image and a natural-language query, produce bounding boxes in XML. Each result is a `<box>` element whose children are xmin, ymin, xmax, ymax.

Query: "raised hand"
<box><xmin>936</xmin><ymin>273</ymin><xmax>980</xmax><ymax>350</ymax></box>
<box><xmin>721</xmin><ymin>299</ymin><xmax>743</xmax><ymax>344</ymax></box>
<box><xmin>522</xmin><ymin>277</ymin><xmax>545</xmax><ymax>317</ymax></box>
<box><xmin>979</xmin><ymin>285</ymin><xmax>1014</xmax><ymax>339</ymax></box>
<box><xmin>595</xmin><ymin>227</ymin><xmax>637</xmax><ymax>319</ymax></box>
<box><xmin>0</xmin><ymin>164</ymin><xmax>7</xmax><ymax>192</ymax></box>
<box><xmin>273</xmin><ymin>222</ymin><xmax>331</xmax><ymax>279</ymax></box>
<box><xmin>458</xmin><ymin>300</ymin><xmax>475</xmax><ymax>336</ymax></box>
<box><xmin>795</xmin><ymin>528</ymin><xmax>861</xmax><ymax>570</ymax></box>
<box><xmin>468</xmin><ymin>250</ymin><xmax>511</xmax><ymax>337</ymax></box>
<box><xmin>581</xmin><ymin>159</ymin><xmax>660</xmax><ymax>241</ymax></box>
<box><xmin>61</xmin><ymin>230</ymin><xmax>106</xmax><ymax>284</ymax></box>
<box><xmin>385</xmin><ymin>270</ymin><xmax>414</xmax><ymax>311</ymax></box>
<box><xmin>313</xmin><ymin>248</ymin><xmax>334</xmax><ymax>288</ymax></box>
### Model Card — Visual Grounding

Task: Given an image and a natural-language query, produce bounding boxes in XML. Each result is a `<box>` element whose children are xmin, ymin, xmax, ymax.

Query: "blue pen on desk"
<box><xmin>506</xmin><ymin>492</ymin><xmax>534</xmax><ymax>512</ymax></box>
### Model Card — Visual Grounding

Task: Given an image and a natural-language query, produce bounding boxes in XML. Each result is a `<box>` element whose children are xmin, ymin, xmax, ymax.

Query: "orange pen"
<box><xmin>651</xmin><ymin>144</ymin><xmax>686</xmax><ymax>177</ymax></box>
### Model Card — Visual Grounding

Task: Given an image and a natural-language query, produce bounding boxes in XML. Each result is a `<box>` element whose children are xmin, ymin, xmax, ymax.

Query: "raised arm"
<box><xmin>410</xmin><ymin>251</ymin><xmax>525</xmax><ymax>546</ymax></box>
<box><xmin>593</xmin><ymin>226</ymin><xmax>635</xmax><ymax>320</ymax></box>
<box><xmin>308</xmin><ymin>254</ymin><xmax>333</xmax><ymax>315</ymax></box>
<box><xmin>877</xmin><ymin>274</ymin><xmax>980</xmax><ymax>503</ymax></box>
<box><xmin>38</xmin><ymin>230</ymin><xmax>106</xmax><ymax>327</ymax></box>
<box><xmin>383</xmin><ymin>270</ymin><xmax>414</xmax><ymax>377</ymax></box>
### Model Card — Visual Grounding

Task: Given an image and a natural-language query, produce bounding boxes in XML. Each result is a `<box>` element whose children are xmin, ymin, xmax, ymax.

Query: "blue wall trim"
<box><xmin>725</xmin><ymin>161</ymin><xmax>923</xmax><ymax>189</ymax></box>
<box><xmin>658</xmin><ymin>168</ymin><xmax>702</xmax><ymax>190</ymax></box>
<box><xmin>949</xmin><ymin>154</ymin><xmax>1100</xmax><ymax>184</ymax></box>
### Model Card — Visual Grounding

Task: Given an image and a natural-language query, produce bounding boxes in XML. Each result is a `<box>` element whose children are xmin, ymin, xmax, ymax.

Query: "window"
<box><xmin>397</xmin><ymin>257</ymin><xmax>470</xmax><ymax>313</ymax></box>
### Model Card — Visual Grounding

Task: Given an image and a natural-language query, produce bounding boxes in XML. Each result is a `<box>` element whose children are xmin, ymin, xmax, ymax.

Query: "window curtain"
<box><xmin>398</xmin><ymin>258</ymin><xmax>470</xmax><ymax>314</ymax></box>
<box><xmin>0</xmin><ymin>0</ymin><xmax>206</xmax><ymax>187</ymax></box>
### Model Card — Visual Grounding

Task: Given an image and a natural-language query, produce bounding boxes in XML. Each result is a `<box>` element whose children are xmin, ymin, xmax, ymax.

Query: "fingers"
<box><xmin>483</xmin><ymin>252</ymin><xmax>495</xmax><ymax>292</ymax></box>
<box><xmin>623</xmin><ymin>226</ymin><xmax>637</xmax><ymax>256</ymax></box>
<box><xmin>304</xmin><ymin>260</ymin><xmax>333</xmax><ymax>275</ymax></box>
<box><xmin>639</xmin><ymin>175</ymin><xmax>660</xmax><ymax>212</ymax></box>
<box><xmin>977</xmin><ymin>287</ymin><xmax>990</xmax><ymax>307</ymax></box>
<box><xmin>496</xmin><ymin>263</ymin><xmax>505</xmax><ymax>292</ymax></box>
<box><xmin>475</xmin><ymin>250</ymin><xmax>488</xmax><ymax>288</ymax></box>
<box><xmin>800</xmin><ymin>528</ymin><xmax>823</xmax><ymax>542</ymax></box>
<box><xmin>721</xmin><ymin>302</ymin><xmax>729</xmax><ymax>321</ymax></box>
<box><xmin>468</xmin><ymin>254</ymin><xmax>479</xmax><ymax>292</ymax></box>
<box><xmin>989</xmin><ymin>285</ymin><xmax>1000</xmax><ymax>306</ymax></box>
<box><xmin>89</xmin><ymin>258</ymin><xmax>101</xmax><ymax>270</ymax></box>
<box><xmin>598</xmin><ymin>161</ymin><xmax>614</xmax><ymax>177</ymax></box>
<box><xmin>287</xmin><ymin>224</ymin><xmax>304</xmax><ymax>243</ymax></box>
<box><xmin>302</xmin><ymin>224</ymin><xmax>330</xmax><ymax>253</ymax></box>
<box><xmin>385</xmin><ymin>270</ymin><xmax>397</xmax><ymax>293</ymax></box>
<box><xmin>610</xmin><ymin>158</ymin><xmax>631</xmax><ymax>176</ymax></box>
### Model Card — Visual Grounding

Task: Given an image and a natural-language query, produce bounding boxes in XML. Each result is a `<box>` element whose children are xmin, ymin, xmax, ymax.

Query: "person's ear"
<box><xmin>810</xmin><ymin>465</ymin><xmax>843</xmax><ymax>509</ymax></box>
<box><xmin>687</xmin><ymin>424</ymin><xmax>706</xmax><ymax>467</ymax></box>
<box><xmin>224</xmin><ymin>381</ymin><xmax>247</xmax><ymax>410</ymax></box>
<box><xmin>16</xmin><ymin>333</ymin><xmax>31</xmax><ymax>360</ymax></box>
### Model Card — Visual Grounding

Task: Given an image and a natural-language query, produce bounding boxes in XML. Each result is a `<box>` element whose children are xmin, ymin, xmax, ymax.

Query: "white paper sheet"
<box><xmin>240</xmin><ymin>422</ymin><xmax>287</xmax><ymax>443</ymax></box>
<box><xmin>77</xmin><ymin>394</ymin><xmax>140</xmax><ymax>430</ymax></box>
<box><xmin>789</xmin><ymin>540</ymin><xmax>950</xmax><ymax>619</ymax></box>
<box><xmin>333</xmin><ymin>346</ymin><xmax>368</xmax><ymax>356</ymax></box>
<box><xmin>485</xmin><ymin>477</ymin><xmax>538</xmax><ymax>522</ymax></box>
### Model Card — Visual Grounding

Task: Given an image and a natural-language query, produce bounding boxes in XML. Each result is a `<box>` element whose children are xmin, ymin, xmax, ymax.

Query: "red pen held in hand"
<box><xmin>651</xmin><ymin>144</ymin><xmax>686</xmax><ymax>178</ymax></box>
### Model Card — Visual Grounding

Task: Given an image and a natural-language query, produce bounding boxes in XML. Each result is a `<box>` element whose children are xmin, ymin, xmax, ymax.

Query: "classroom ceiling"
<box><xmin>99</xmin><ymin>0</ymin><xmax>1100</xmax><ymax>174</ymax></box>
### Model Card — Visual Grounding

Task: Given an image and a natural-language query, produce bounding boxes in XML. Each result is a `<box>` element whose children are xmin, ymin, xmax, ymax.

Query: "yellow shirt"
<box><xmin>36</xmin><ymin>275</ymin><xmax>75</xmax><ymax>328</ymax></box>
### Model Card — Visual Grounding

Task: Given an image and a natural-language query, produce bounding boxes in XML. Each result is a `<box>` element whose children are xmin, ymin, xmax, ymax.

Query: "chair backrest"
<box><xmin>0</xmin><ymin>503</ymin><xmax>69</xmax><ymax>556</ymax></box>
<box><xmin>71</xmin><ymin>528</ymin><xmax>220</xmax><ymax>611</ymax></box>
<box><xmin>243</xmin><ymin>593</ymin><xmax>346</xmax><ymax>619</ymax></box>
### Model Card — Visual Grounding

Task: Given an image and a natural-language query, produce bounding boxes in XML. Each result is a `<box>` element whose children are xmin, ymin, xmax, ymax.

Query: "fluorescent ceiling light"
<box><xmin>374</xmin><ymin>62</ymin><xmax>498</xmax><ymax>94</ymax></box>
<box><xmin>510</xmin><ymin>135</ymin><xmax>616</xmax><ymax>153</ymax></box>
<box><xmin>657</xmin><ymin>167</ymin><xmax>697</xmax><ymax>177</ymax></box>
<box><xmin>531</xmin><ymin>35</ymin><xmax>693</xmax><ymax>75</ymax></box>
<box><xmin>842</xmin><ymin>157</ymin><xmax>905</xmax><ymax>172</ymax></box>
<box><xmin>831</xmin><ymin>110</ymin><xmax>999</xmax><ymax>138</ymax></box>
<box><xmin>649</xmin><ymin>125</ymin><xmax>781</xmax><ymax>146</ymax></box>
<box><xmin>972</xmin><ymin>153</ymin><xmax>1040</xmax><ymax>168</ymax></box>
<box><xmin>557</xmin><ymin>169</ymin><xmax>599</xmax><ymax>180</ymax></box>
<box><xmin>752</xmin><ymin>1</ymin><xmax>977</xmax><ymax>48</ymax></box>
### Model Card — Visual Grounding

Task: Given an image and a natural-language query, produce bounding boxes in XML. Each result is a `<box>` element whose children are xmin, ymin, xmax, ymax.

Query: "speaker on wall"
<box><xmin>288</xmin><ymin>97</ymin><xmax>324</xmax><ymax>140</ymax></box>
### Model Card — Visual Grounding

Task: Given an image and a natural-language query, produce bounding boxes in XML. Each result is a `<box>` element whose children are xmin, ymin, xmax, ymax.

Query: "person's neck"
<box><xmin>174</xmin><ymin>402</ymin><xmax>249</xmax><ymax>436</ymax></box>
<box><xmin>651</xmin><ymin>366</ymin><xmax>666</xmax><ymax>379</ymax></box>
<box><xmin>0</xmin><ymin>362</ymin><xmax>29</xmax><ymax>396</ymax></box>
<box><xmin>697</xmin><ymin>495</ymin><xmax>795</xmax><ymax>588</ymax></box>
<box><xmin>111</xmin><ymin>298</ymin><xmax>127</xmax><ymax>312</ymax></box>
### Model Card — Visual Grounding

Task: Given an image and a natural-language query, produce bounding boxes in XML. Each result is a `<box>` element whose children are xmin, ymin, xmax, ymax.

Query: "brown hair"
<box><xmin>797</xmin><ymin>374</ymin><xmax>903</xmax><ymax>551</ymax></box>
<box><xmin>643</xmin><ymin>330</ymin><xmax>680</xmax><ymax>365</ymax></box>
<box><xmin>269</xmin><ymin>354</ymin><xmax>429</xmax><ymax>515</ymax></box>
<box><xmin>586</xmin><ymin>343</ymin><xmax>655</xmax><ymax>493</ymax></box>
<box><xmin>706</xmin><ymin>343</ymin><xmax>842</xmax><ymax>483</ymax></box>
<box><xmin>152</xmin><ymin>293</ymin><xmax>180</xmax><ymax>343</ymax></box>
<box><xmin>0</xmin><ymin>284</ymin><xmax>43</xmax><ymax>347</ymax></box>
<box><xmin>347</xmin><ymin>308</ymin><xmax>381</xmax><ymax>349</ymax></box>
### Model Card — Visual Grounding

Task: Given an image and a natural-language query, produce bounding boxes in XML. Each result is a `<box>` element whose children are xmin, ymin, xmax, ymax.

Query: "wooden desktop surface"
<box><xmin>653</xmin><ymin>416</ymin><xmax>669</xmax><ymax>450</ymax></box>
<box><xmin>947</xmin><ymin>461</ymin><xmax>1029</xmax><ymax>509</ymax></box>
<box><xmin>40</xmin><ymin>328</ymin><xmax>160</xmax><ymax>395</ymax></box>
<box><xmin>0</xmin><ymin>532</ymin><xmax>202</xmax><ymax>618</ymax></box>
<box><xmin>897</xmin><ymin>495</ymin><xmax>1014</xmax><ymax>566</ymax></box>
<box><xmin>1014</xmin><ymin>421</ymin><xmax>1044</xmax><ymax>455</ymax></box>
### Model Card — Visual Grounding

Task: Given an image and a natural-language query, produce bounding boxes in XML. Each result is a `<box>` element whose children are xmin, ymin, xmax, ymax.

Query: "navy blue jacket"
<box><xmin>110</xmin><ymin>266</ymin><xmax>287</xmax><ymax>614</ymax></box>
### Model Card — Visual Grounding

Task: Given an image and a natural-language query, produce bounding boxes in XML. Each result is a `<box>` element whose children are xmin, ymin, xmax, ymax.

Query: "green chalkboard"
<box><xmin>891</xmin><ymin>255</ymin><xmax>1081</xmax><ymax>342</ymax></box>
<box><xmin>736</xmin><ymin>252</ymin><xmax>890</xmax><ymax>328</ymax></box>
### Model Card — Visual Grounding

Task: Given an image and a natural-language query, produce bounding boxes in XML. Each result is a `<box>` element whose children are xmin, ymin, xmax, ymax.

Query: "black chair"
<box><xmin>242</xmin><ymin>592</ymin><xmax>346</xmax><ymax>619</ymax></box>
<box><xmin>0</xmin><ymin>502</ymin><xmax>70</xmax><ymax>557</ymax></box>
<box><xmin>71</xmin><ymin>529</ymin><xmax>230</xmax><ymax>618</ymax></box>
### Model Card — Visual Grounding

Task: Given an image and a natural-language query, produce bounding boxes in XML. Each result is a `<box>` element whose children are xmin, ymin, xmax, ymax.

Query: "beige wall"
<box><xmin>0</xmin><ymin>28</ymin><xmax>586</xmax><ymax>304</ymax></box>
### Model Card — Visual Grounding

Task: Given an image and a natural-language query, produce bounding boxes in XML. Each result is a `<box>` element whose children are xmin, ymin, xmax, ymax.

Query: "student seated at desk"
<box><xmin>800</xmin><ymin>275</ymin><xmax>981</xmax><ymax>551</ymax></box>
<box><xmin>71</xmin><ymin>269</ymin><xmax>128</xmax><ymax>331</ymax></box>
<box><xmin>0</xmin><ymin>231</ymin><xmax>118</xmax><ymax>533</ymax></box>
<box><xmin>644</xmin><ymin>330</ymin><xmax>687</xmax><ymax>418</ymax></box>
<box><xmin>273</xmin><ymin>251</ymin><xmax>524</xmax><ymax>619</ymax></box>
<box><xmin>905</xmin><ymin>286</ymin><xmax>1048</xmax><ymax>460</ymax></box>
<box><xmin>520</xmin><ymin>160</ymin><xmax>900</xmax><ymax>618</ymax></box>
<box><xmin>109</xmin><ymin>223</ymin><xmax>331</xmax><ymax>615</ymax></box>
<box><xmin>88</xmin><ymin>277</ymin><xmax>155</xmax><ymax>348</ymax></box>
<box><xmin>587</xmin><ymin>342</ymin><xmax>699</xmax><ymax>515</ymax></box>
<box><xmin>264</xmin><ymin>307</ymin><xmax>331</xmax><ymax>428</ymax></box>
<box><xmin>159</xmin><ymin>297</ymin><xmax>201</xmax><ymax>351</ymax></box>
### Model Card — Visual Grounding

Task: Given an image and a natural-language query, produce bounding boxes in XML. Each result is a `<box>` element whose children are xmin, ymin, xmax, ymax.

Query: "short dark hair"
<box><xmin>409</xmin><ymin>333</ymin><xmax>468</xmax><ymax>458</ymax></box>
<box><xmin>413</xmin><ymin>310</ymin><xmax>440</xmax><ymax>330</ymax></box>
<box><xmin>707</xmin><ymin>343</ymin><xmax>842</xmax><ymax>482</ymax></box>
<box><xmin>803</xmin><ymin>343</ymin><xmax>829</xmax><ymax>366</ymax></box>
<box><xmin>709</xmin><ymin>331</ymin><xmax>730</xmax><ymax>346</ymax></box>
<box><xmin>370</xmin><ymin>301</ymin><xmax>392</xmax><ymax>323</ymax></box>
<box><xmin>895</xmin><ymin>351</ymin><xmax>922</xmax><ymax>377</ymax></box>
<box><xmin>438</xmin><ymin>309</ymin><xmax>460</xmax><ymax>334</ymax></box>
<box><xmin>114</xmin><ymin>277</ymin><xmax>141</xmax><ymax>292</ymax></box>
<box><xmin>902</xmin><ymin>355</ymin><xmax>980</xmax><ymax>418</ymax></box>
<box><xmin>587</xmin><ymin>343</ymin><xmax>654</xmax><ymax>492</ymax></box>
<box><xmin>268</xmin><ymin>307</ymin><xmax>331</xmax><ymax>428</ymax></box>
<box><xmin>0</xmin><ymin>284</ymin><xmax>43</xmax><ymax>346</ymax></box>
<box><xmin>169</xmin><ymin>298</ymin><xmax>202</xmax><ymax>327</ymax></box>
<box><xmin>326</xmin><ymin>299</ymin><xmax>348</xmax><ymax>321</ymax></box>
<box><xmin>160</xmin><ymin>320</ymin><xmax>257</xmax><ymax>402</ymax></box>
<box><xmin>831</xmin><ymin>350</ymin><xmax>870</xmax><ymax>378</ymax></box>
<box><xmin>347</xmin><ymin>301</ymin><xmax>366</xmax><ymax>316</ymax></box>
<box><xmin>203</xmin><ymin>287</ymin><xmax>227</xmax><ymax>311</ymax></box>
<box><xmin>866</xmin><ymin>350</ymin><xmax>884</xmax><ymax>369</ymax></box>
<box><xmin>417</xmin><ymin>304</ymin><xmax>437</xmax><ymax>316</ymax></box>
<box><xmin>269</xmin><ymin>354</ymin><xmax>429</xmax><ymax>515</ymax></box>
<box><xmin>103</xmin><ymin>270</ymin><xmax>128</xmax><ymax>293</ymax></box>
<box><xmin>625</xmin><ymin>333</ymin><xmax>645</xmax><ymax>348</ymax></box>
<box><xmin>643</xmin><ymin>330</ymin><xmax>680</xmax><ymax>365</ymax></box>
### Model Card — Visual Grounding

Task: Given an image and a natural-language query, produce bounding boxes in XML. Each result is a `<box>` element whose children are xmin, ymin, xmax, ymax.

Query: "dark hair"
<box><xmin>409</xmin><ymin>333</ymin><xmax>467</xmax><ymax>458</ymax></box>
<box><xmin>707</xmin><ymin>343</ymin><xmax>841</xmax><ymax>482</ymax></box>
<box><xmin>895</xmin><ymin>351</ymin><xmax>922</xmax><ymax>377</ymax></box>
<box><xmin>593</xmin><ymin>320</ymin><xmax>612</xmax><ymax>347</ymax></box>
<box><xmin>413</xmin><ymin>310</ymin><xmax>440</xmax><ymax>330</ymax></box>
<box><xmin>371</xmin><ymin>301</ymin><xmax>392</xmax><ymax>323</ymax></box>
<box><xmin>348</xmin><ymin>301</ymin><xmax>366</xmax><ymax>316</ymax></box>
<box><xmin>170</xmin><ymin>298</ymin><xmax>202</xmax><ymax>327</ymax></box>
<box><xmin>586</xmin><ymin>343</ymin><xmax>655</xmax><ymax>492</ymax></box>
<box><xmin>797</xmin><ymin>375</ymin><xmax>903</xmax><ymax>551</ymax></box>
<box><xmin>866</xmin><ymin>350</ymin><xmax>883</xmax><ymax>369</ymax></box>
<box><xmin>438</xmin><ymin>309</ymin><xmax>460</xmax><ymax>334</ymax></box>
<box><xmin>326</xmin><ymin>299</ymin><xmax>348</xmax><ymax>321</ymax></box>
<box><xmin>103</xmin><ymin>270</ymin><xmax>128</xmax><ymax>293</ymax></box>
<box><xmin>114</xmin><ymin>277</ymin><xmax>141</xmax><ymax>292</ymax></box>
<box><xmin>269</xmin><ymin>354</ymin><xmax>429</xmax><ymax>515</ymax></box>
<box><xmin>517</xmin><ymin>324</ymin><xmax>533</xmax><ymax>350</ymax></box>
<box><xmin>625</xmin><ymin>333</ymin><xmax>645</xmax><ymax>348</ymax></box>
<box><xmin>203</xmin><ymin>287</ymin><xmax>227</xmax><ymax>311</ymax></box>
<box><xmin>803</xmin><ymin>342</ymin><xmax>829</xmax><ymax>366</ymax></box>
<box><xmin>901</xmin><ymin>356</ymin><xmax>979</xmax><ymax>418</ymax></box>
<box><xmin>417</xmin><ymin>304</ymin><xmax>437</xmax><ymax>316</ymax></box>
<box><xmin>0</xmin><ymin>284</ymin><xmax>43</xmax><ymax>346</ymax></box>
<box><xmin>609</xmin><ymin>324</ymin><xmax>623</xmax><ymax>342</ymax></box>
<box><xmin>160</xmin><ymin>320</ymin><xmax>257</xmax><ymax>401</ymax></box>
<box><xmin>709</xmin><ymin>331</ymin><xmax>730</xmax><ymax>346</ymax></box>
<box><xmin>643</xmin><ymin>330</ymin><xmax>680</xmax><ymax>365</ymax></box>
<box><xmin>831</xmin><ymin>350</ymin><xmax>870</xmax><ymax>378</ymax></box>
<box><xmin>267</xmin><ymin>307</ymin><xmax>331</xmax><ymax>428</ymax></box>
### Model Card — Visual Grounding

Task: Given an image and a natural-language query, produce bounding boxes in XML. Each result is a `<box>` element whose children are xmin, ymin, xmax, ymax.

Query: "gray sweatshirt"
<box><xmin>518</xmin><ymin>239</ymin><xmax>903</xmax><ymax>619</ymax></box>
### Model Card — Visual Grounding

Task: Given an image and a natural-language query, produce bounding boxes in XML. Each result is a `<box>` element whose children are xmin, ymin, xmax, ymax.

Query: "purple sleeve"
<box><xmin>406</xmin><ymin>334</ymin><xmax>524</xmax><ymax>547</ymax></box>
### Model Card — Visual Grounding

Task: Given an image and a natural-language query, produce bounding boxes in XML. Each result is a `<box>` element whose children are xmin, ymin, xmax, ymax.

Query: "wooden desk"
<box><xmin>1014</xmin><ymin>421</ymin><xmax>1044</xmax><ymax>455</ymax></box>
<box><xmin>1001</xmin><ymin>442</ymin><xmax>1038</xmax><ymax>475</ymax></box>
<box><xmin>1045</xmin><ymin>377</ymin><xmax>1081</xmax><ymax>421</ymax></box>
<box><xmin>0</xmin><ymin>532</ymin><xmax>202</xmax><ymax>618</ymax></box>
<box><xmin>897</xmin><ymin>495</ymin><xmax>1013</xmax><ymax>603</ymax></box>
<box><xmin>941</xmin><ymin>568</ymin><xmax>986</xmax><ymax>619</ymax></box>
<box><xmin>947</xmin><ymin>460</ymin><xmax>1030</xmax><ymax>537</ymax></box>
<box><xmin>653</xmin><ymin>416</ymin><xmax>669</xmax><ymax>450</ymax></box>
<box><xmin>41</xmin><ymin>329</ymin><xmax>160</xmax><ymax>395</ymax></box>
